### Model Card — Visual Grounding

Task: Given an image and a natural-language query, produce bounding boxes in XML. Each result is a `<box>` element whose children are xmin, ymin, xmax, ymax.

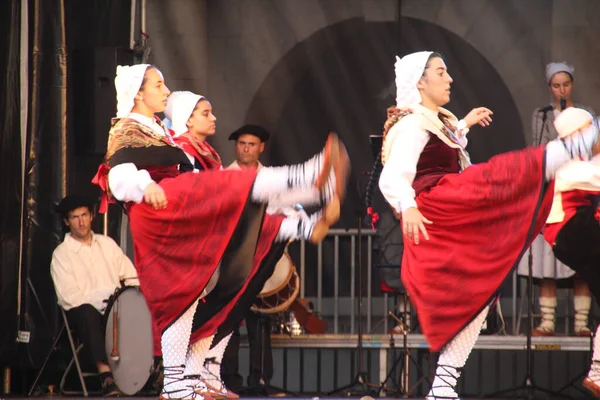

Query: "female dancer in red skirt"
<box><xmin>378</xmin><ymin>51</ymin><xmax>597</xmax><ymax>400</ymax></box>
<box><xmin>162</xmin><ymin>90</ymin><xmax>338</xmax><ymax>398</ymax></box>
<box><xmin>541</xmin><ymin>139</ymin><xmax>600</xmax><ymax>396</ymax></box>
<box><xmin>93</xmin><ymin>65</ymin><xmax>348</xmax><ymax>400</ymax></box>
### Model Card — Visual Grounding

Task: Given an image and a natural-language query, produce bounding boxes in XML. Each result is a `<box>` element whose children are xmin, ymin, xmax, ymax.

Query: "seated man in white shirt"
<box><xmin>50</xmin><ymin>195</ymin><xmax>139</xmax><ymax>397</ymax></box>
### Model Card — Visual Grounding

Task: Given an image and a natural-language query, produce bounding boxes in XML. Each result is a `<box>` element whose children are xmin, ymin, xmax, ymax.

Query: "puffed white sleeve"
<box><xmin>378</xmin><ymin>119</ymin><xmax>429</xmax><ymax>214</ymax></box>
<box><xmin>108</xmin><ymin>163</ymin><xmax>155</xmax><ymax>203</ymax></box>
<box><xmin>455</xmin><ymin>119</ymin><xmax>469</xmax><ymax>148</ymax></box>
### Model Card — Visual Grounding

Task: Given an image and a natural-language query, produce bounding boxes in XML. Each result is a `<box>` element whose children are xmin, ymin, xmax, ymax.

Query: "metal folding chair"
<box><xmin>28</xmin><ymin>307</ymin><xmax>99</xmax><ymax>396</ymax></box>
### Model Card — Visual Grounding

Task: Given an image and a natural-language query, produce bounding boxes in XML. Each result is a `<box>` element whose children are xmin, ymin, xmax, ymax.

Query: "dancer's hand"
<box><xmin>143</xmin><ymin>183</ymin><xmax>168</xmax><ymax>210</ymax></box>
<box><xmin>402</xmin><ymin>207</ymin><xmax>432</xmax><ymax>245</ymax></box>
<box><xmin>464</xmin><ymin>107</ymin><xmax>493</xmax><ymax>128</ymax></box>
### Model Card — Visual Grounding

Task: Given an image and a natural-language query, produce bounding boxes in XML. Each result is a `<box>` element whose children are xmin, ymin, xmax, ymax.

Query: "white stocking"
<box><xmin>184</xmin><ymin>335</ymin><xmax>214</xmax><ymax>376</ymax></box>
<box><xmin>251</xmin><ymin>151</ymin><xmax>334</xmax><ymax>207</ymax></box>
<box><xmin>275</xmin><ymin>210</ymin><xmax>321</xmax><ymax>242</ymax></box>
<box><xmin>202</xmin><ymin>333</ymin><xmax>234</xmax><ymax>391</ymax></box>
<box><xmin>427</xmin><ymin>305</ymin><xmax>489</xmax><ymax>399</ymax></box>
<box><xmin>161</xmin><ymin>298</ymin><xmax>200</xmax><ymax>399</ymax></box>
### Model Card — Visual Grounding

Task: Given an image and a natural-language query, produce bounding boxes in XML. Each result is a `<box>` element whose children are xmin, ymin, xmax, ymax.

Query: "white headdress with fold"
<box><xmin>395</xmin><ymin>51</ymin><xmax>433</xmax><ymax>107</ymax></box>
<box><xmin>546</xmin><ymin>62</ymin><xmax>574</xmax><ymax>84</ymax></box>
<box><xmin>163</xmin><ymin>91</ymin><xmax>205</xmax><ymax>137</ymax></box>
<box><xmin>114</xmin><ymin>64</ymin><xmax>151</xmax><ymax>118</ymax></box>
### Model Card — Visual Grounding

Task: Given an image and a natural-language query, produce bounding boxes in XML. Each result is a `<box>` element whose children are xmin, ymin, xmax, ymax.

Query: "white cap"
<box><xmin>545</xmin><ymin>62</ymin><xmax>574</xmax><ymax>84</ymax></box>
<box><xmin>163</xmin><ymin>91</ymin><xmax>205</xmax><ymax>137</ymax></box>
<box><xmin>554</xmin><ymin>107</ymin><xmax>592</xmax><ymax>138</ymax></box>
<box><xmin>114</xmin><ymin>64</ymin><xmax>151</xmax><ymax>118</ymax></box>
<box><xmin>394</xmin><ymin>51</ymin><xmax>433</xmax><ymax>107</ymax></box>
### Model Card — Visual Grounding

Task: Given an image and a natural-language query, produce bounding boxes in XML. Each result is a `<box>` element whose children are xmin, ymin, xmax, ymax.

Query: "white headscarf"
<box><xmin>545</xmin><ymin>62</ymin><xmax>574</xmax><ymax>84</ymax></box>
<box><xmin>554</xmin><ymin>107</ymin><xmax>592</xmax><ymax>138</ymax></box>
<box><xmin>114</xmin><ymin>64</ymin><xmax>151</xmax><ymax>118</ymax></box>
<box><xmin>163</xmin><ymin>91</ymin><xmax>205</xmax><ymax>137</ymax></box>
<box><xmin>394</xmin><ymin>51</ymin><xmax>433</xmax><ymax>107</ymax></box>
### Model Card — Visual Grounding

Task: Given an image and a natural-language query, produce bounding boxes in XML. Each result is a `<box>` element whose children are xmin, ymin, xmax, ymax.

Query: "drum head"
<box><xmin>260</xmin><ymin>253</ymin><xmax>293</xmax><ymax>296</ymax></box>
<box><xmin>104</xmin><ymin>287</ymin><xmax>154</xmax><ymax>395</ymax></box>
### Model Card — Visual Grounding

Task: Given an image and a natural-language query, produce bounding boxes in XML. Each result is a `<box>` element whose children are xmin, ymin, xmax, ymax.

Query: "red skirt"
<box><xmin>401</xmin><ymin>147</ymin><xmax>554</xmax><ymax>352</ymax></box>
<box><xmin>127</xmin><ymin>170</ymin><xmax>283</xmax><ymax>344</ymax></box>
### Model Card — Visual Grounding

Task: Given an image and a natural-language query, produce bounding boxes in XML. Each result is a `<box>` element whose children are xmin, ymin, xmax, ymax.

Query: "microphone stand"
<box><xmin>328</xmin><ymin>181</ymin><xmax>378</xmax><ymax>397</ymax></box>
<box><xmin>485</xmin><ymin>114</ymin><xmax>571</xmax><ymax>400</ymax></box>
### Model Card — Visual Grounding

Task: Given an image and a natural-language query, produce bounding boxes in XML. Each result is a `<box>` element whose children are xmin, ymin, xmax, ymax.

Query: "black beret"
<box><xmin>56</xmin><ymin>195</ymin><xmax>96</xmax><ymax>217</ymax></box>
<box><xmin>228</xmin><ymin>124</ymin><xmax>270</xmax><ymax>142</ymax></box>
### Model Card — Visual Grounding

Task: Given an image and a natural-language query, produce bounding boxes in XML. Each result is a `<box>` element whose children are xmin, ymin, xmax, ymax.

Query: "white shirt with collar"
<box><xmin>51</xmin><ymin>232</ymin><xmax>139</xmax><ymax>313</ymax></box>
<box><xmin>227</xmin><ymin>160</ymin><xmax>264</xmax><ymax>171</ymax></box>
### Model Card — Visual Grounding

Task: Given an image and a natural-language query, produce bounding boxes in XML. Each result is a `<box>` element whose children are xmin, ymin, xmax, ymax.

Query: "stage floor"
<box><xmin>3</xmin><ymin>398</ymin><xmax>519</xmax><ymax>400</ymax></box>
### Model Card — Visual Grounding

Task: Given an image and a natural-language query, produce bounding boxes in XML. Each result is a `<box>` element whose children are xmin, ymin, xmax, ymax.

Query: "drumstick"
<box><xmin>110</xmin><ymin>298</ymin><xmax>120</xmax><ymax>361</ymax></box>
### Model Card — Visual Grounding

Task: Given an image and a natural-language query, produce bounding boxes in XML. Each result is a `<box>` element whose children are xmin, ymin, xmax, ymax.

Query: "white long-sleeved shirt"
<box><xmin>51</xmin><ymin>233</ymin><xmax>139</xmax><ymax>312</ymax></box>
<box><xmin>378</xmin><ymin>107</ymin><xmax>469</xmax><ymax>214</ymax></box>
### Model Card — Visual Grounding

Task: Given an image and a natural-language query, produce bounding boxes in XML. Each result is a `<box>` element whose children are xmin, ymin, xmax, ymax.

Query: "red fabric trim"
<box><xmin>367</xmin><ymin>207</ymin><xmax>379</xmax><ymax>230</ymax></box>
<box><xmin>91</xmin><ymin>163</ymin><xmax>113</xmax><ymax>214</ymax></box>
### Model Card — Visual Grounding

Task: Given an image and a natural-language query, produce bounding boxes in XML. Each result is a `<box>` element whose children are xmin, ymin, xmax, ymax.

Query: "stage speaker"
<box><xmin>71</xmin><ymin>47</ymin><xmax>134</xmax><ymax>155</ymax></box>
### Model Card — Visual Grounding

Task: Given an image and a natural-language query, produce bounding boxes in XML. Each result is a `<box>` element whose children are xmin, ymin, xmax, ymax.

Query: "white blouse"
<box><xmin>379</xmin><ymin>109</ymin><xmax>468</xmax><ymax>214</ymax></box>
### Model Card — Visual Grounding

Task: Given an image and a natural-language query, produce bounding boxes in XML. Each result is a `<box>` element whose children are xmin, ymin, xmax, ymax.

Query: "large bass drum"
<box><xmin>104</xmin><ymin>286</ymin><xmax>154</xmax><ymax>395</ymax></box>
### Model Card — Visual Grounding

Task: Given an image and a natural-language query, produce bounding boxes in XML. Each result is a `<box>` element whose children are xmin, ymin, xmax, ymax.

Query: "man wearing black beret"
<box><xmin>227</xmin><ymin>124</ymin><xmax>270</xmax><ymax>170</ymax></box>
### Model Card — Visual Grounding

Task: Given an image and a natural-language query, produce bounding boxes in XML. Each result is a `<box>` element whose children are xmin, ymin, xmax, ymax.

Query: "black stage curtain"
<box><xmin>0</xmin><ymin>0</ymin><xmax>23</xmax><ymax>367</ymax></box>
<box><xmin>17</xmin><ymin>0</ymin><xmax>69</xmax><ymax>372</ymax></box>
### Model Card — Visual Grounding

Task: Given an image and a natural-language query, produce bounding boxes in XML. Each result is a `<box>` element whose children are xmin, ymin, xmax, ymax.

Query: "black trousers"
<box><xmin>66</xmin><ymin>304</ymin><xmax>108</xmax><ymax>366</ymax></box>
<box><xmin>221</xmin><ymin>310</ymin><xmax>273</xmax><ymax>390</ymax></box>
<box><xmin>553</xmin><ymin>205</ymin><xmax>600</xmax><ymax>306</ymax></box>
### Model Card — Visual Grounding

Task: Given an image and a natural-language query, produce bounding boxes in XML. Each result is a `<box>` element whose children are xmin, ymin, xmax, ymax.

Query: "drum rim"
<box><xmin>251</xmin><ymin>268</ymin><xmax>300</xmax><ymax>314</ymax></box>
<box><xmin>103</xmin><ymin>285</ymin><xmax>153</xmax><ymax>395</ymax></box>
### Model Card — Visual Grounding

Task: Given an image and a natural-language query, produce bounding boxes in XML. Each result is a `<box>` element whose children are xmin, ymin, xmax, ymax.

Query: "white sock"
<box><xmin>574</xmin><ymin>295</ymin><xmax>591</xmax><ymax>332</ymax></box>
<box><xmin>266</xmin><ymin>170</ymin><xmax>336</xmax><ymax>212</ymax></box>
<box><xmin>537</xmin><ymin>296</ymin><xmax>556</xmax><ymax>332</ymax></box>
<box><xmin>251</xmin><ymin>151</ymin><xmax>336</xmax><ymax>208</ymax></box>
<box><xmin>202</xmin><ymin>334</ymin><xmax>233</xmax><ymax>391</ymax></box>
<box><xmin>428</xmin><ymin>306</ymin><xmax>489</xmax><ymax>399</ymax></box>
<box><xmin>275</xmin><ymin>210</ymin><xmax>321</xmax><ymax>242</ymax></box>
<box><xmin>161</xmin><ymin>298</ymin><xmax>200</xmax><ymax>398</ymax></box>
